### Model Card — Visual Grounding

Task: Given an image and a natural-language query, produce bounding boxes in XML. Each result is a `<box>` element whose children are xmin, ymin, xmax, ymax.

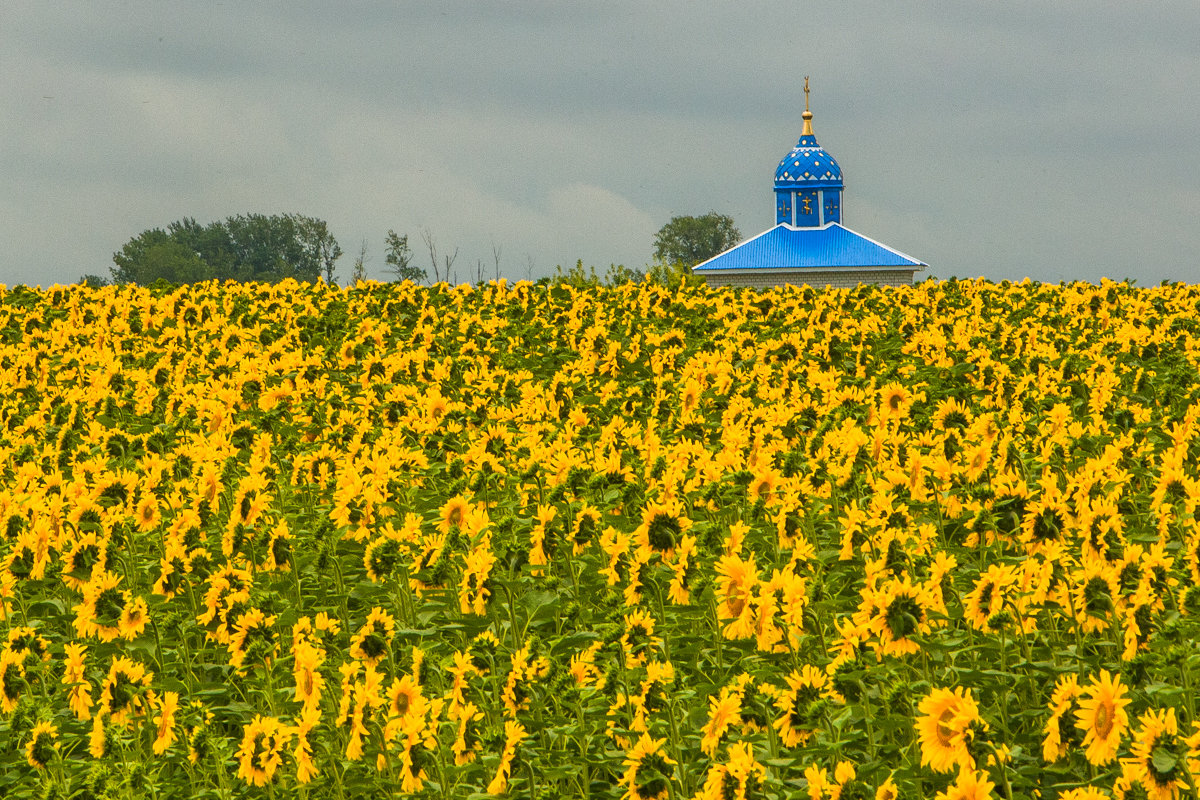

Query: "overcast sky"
<box><xmin>4</xmin><ymin>2</ymin><xmax>1199</xmax><ymax>288</ymax></box>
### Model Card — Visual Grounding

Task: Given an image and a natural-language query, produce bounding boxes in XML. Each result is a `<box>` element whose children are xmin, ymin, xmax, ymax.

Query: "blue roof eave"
<box><xmin>693</xmin><ymin>223</ymin><xmax>927</xmax><ymax>273</ymax></box>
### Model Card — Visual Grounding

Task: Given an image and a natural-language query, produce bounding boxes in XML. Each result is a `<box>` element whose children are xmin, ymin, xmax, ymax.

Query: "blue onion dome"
<box><xmin>774</xmin><ymin>94</ymin><xmax>843</xmax><ymax>189</ymax></box>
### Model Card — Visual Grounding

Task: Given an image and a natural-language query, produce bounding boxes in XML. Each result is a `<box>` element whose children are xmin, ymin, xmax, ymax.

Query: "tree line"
<box><xmin>89</xmin><ymin>211</ymin><xmax>739</xmax><ymax>288</ymax></box>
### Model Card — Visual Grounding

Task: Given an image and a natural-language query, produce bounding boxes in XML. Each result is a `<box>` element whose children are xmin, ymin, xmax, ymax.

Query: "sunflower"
<box><xmin>674</xmin><ymin>376</ymin><xmax>701</xmax><ymax>419</ymax></box>
<box><xmin>5</xmin><ymin>626</ymin><xmax>50</xmax><ymax>663</ymax></box>
<box><xmin>571</xmin><ymin>506</ymin><xmax>603</xmax><ymax>555</ymax></box>
<box><xmin>1150</xmin><ymin>462</ymin><xmax>1191</xmax><ymax>512</ymax></box>
<box><xmin>620</xmin><ymin>609</ymin><xmax>660</xmax><ymax>669</ymax></box>
<box><xmin>747</xmin><ymin>467</ymin><xmax>781</xmax><ymax>505</ymax></box>
<box><xmin>89</xmin><ymin>713</ymin><xmax>110</xmax><ymax>759</ymax></box>
<box><xmin>118</xmin><ymin>595</ymin><xmax>149</xmax><ymax>641</ymax></box>
<box><xmin>714</xmin><ymin>552</ymin><xmax>759</xmax><ymax>640</ymax></box>
<box><xmin>260</xmin><ymin>519</ymin><xmax>292</xmax><ymax>572</ymax></box>
<box><xmin>363</xmin><ymin>535</ymin><xmax>403</xmax><ymax>582</ymax></box>
<box><xmin>567</xmin><ymin>641</ymin><xmax>604</xmax><ymax>691</ymax></box>
<box><xmin>1021</xmin><ymin>487</ymin><xmax>1072</xmax><ymax>555</ymax></box>
<box><xmin>876</xmin><ymin>777</ymin><xmax>901</xmax><ymax>800</ymax></box>
<box><xmin>1</xmin><ymin>650</ymin><xmax>26</xmax><ymax>712</ymax></box>
<box><xmin>1057</xmin><ymin>789</ymin><xmax>1113</xmax><ymax>800</ymax></box>
<box><xmin>63</xmin><ymin>641</ymin><xmax>93</xmax><ymax>720</ymax></box>
<box><xmin>458</xmin><ymin>537</ymin><xmax>496</xmax><ymax>616</ymax></box>
<box><xmin>878</xmin><ymin>382</ymin><xmax>914</xmax><ymax>421</ymax></box>
<box><xmin>700</xmin><ymin>686</ymin><xmax>743</xmax><ymax>756</ymax></box>
<box><xmin>236</xmin><ymin>714</ymin><xmax>291</xmax><ymax>787</ymax></box>
<box><xmin>292</xmin><ymin>640</ymin><xmax>325</xmax><ymax>712</ymax></box>
<box><xmin>387</xmin><ymin>674</ymin><xmax>425</xmax><ymax>721</ymax></box>
<box><xmin>60</xmin><ymin>532</ymin><xmax>109</xmax><ymax>590</ymax></box>
<box><xmin>636</xmin><ymin>501</ymin><xmax>688</xmax><ymax>559</ymax></box>
<box><xmin>152</xmin><ymin>691</ymin><xmax>179</xmax><ymax>755</ymax></box>
<box><xmin>695</xmin><ymin>741</ymin><xmax>764</xmax><ymax>800</ymax></box>
<box><xmin>1042</xmin><ymin>674</ymin><xmax>1083</xmax><ymax>762</ymax></box>
<box><xmin>151</xmin><ymin>542</ymin><xmax>192</xmax><ymax>600</ymax></box>
<box><xmin>133</xmin><ymin>494</ymin><xmax>161</xmax><ymax>532</ymax></box>
<box><xmin>1074</xmin><ymin>669</ymin><xmax>1131</xmax><ymax>766</ymax></box>
<box><xmin>74</xmin><ymin>569</ymin><xmax>135</xmax><ymax>642</ymax></box>
<box><xmin>293</xmin><ymin>705</ymin><xmax>320</xmax><ymax>783</ymax></box>
<box><xmin>915</xmin><ymin>686</ymin><xmax>986</xmax><ymax>774</ymax></box>
<box><xmin>350</xmin><ymin>607</ymin><xmax>396</xmax><ymax>667</ymax></box>
<box><xmin>439</xmin><ymin>495</ymin><xmax>471</xmax><ymax>534</ymax></box>
<box><xmin>99</xmin><ymin>656</ymin><xmax>153</xmax><ymax>725</ymax></box>
<box><xmin>1140</xmin><ymin>541</ymin><xmax>1177</xmax><ymax>610</ymax></box>
<box><xmin>962</xmin><ymin>563</ymin><xmax>1017</xmax><ymax>632</ymax></box>
<box><xmin>620</xmin><ymin>733</ymin><xmax>675</xmax><ymax>800</ymax></box>
<box><xmin>1069</xmin><ymin>557</ymin><xmax>1121</xmax><ymax>634</ymax></box>
<box><xmin>25</xmin><ymin>720</ymin><xmax>58</xmax><ymax>770</ymax></box>
<box><xmin>450</xmin><ymin>700</ymin><xmax>484</xmax><ymax>766</ymax></box>
<box><xmin>667</xmin><ymin>533</ymin><xmax>698</xmax><ymax>605</ymax></box>
<box><xmin>932</xmin><ymin>397</ymin><xmax>973</xmax><ymax>433</ymax></box>
<box><xmin>1129</xmin><ymin>707</ymin><xmax>1188</xmax><ymax>800</ymax></box>
<box><xmin>769</xmin><ymin>665</ymin><xmax>832</xmax><ymax>748</ymax></box>
<box><xmin>227</xmin><ymin>609</ymin><xmax>279</xmax><ymax>670</ymax></box>
<box><xmin>861</xmin><ymin>577</ymin><xmax>934</xmax><ymax>657</ymax></box>
<box><xmin>933</xmin><ymin>769</ymin><xmax>996</xmax><ymax>800</ymax></box>
<box><xmin>486</xmin><ymin>719</ymin><xmax>527</xmax><ymax>796</ymax></box>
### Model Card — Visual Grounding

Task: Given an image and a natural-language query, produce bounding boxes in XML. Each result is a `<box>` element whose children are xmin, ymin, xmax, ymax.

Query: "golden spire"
<box><xmin>801</xmin><ymin>75</ymin><xmax>814</xmax><ymax>136</ymax></box>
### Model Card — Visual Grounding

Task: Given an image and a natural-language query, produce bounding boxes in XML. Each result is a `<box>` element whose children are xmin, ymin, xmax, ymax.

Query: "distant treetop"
<box><xmin>652</xmin><ymin>213</ymin><xmax>741</xmax><ymax>267</ymax></box>
<box><xmin>111</xmin><ymin>213</ymin><xmax>342</xmax><ymax>286</ymax></box>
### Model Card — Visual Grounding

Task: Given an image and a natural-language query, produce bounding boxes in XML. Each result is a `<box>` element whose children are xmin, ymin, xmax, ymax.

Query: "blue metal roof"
<box><xmin>693</xmin><ymin>223</ymin><xmax>926</xmax><ymax>272</ymax></box>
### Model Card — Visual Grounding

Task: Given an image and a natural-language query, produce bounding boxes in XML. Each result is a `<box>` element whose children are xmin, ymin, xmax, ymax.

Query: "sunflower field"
<box><xmin>2</xmin><ymin>276</ymin><xmax>1200</xmax><ymax>799</ymax></box>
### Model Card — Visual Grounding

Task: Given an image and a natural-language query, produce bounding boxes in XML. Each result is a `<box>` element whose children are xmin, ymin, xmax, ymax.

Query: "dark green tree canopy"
<box><xmin>652</xmin><ymin>212</ymin><xmax>742</xmax><ymax>267</ymax></box>
<box><xmin>112</xmin><ymin>213</ymin><xmax>341</xmax><ymax>286</ymax></box>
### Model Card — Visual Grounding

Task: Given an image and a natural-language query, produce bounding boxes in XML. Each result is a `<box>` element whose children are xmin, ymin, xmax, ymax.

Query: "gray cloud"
<box><xmin>3</xmin><ymin>1</ymin><xmax>1198</xmax><ymax>288</ymax></box>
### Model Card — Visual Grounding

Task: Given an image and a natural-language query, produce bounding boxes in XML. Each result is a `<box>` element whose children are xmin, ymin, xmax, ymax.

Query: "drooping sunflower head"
<box><xmin>0</xmin><ymin>651</ymin><xmax>26</xmax><ymax>713</ymax></box>
<box><xmin>25</xmin><ymin>720</ymin><xmax>58</xmax><ymax>770</ymax></box>
<box><xmin>623</xmin><ymin>734</ymin><xmax>674</xmax><ymax>800</ymax></box>
<box><xmin>5</xmin><ymin>627</ymin><xmax>50</xmax><ymax>663</ymax></box>
<box><xmin>62</xmin><ymin>534</ymin><xmax>108</xmax><ymax>588</ymax></box>
<box><xmin>1131</xmin><ymin>707</ymin><xmax>1185</xmax><ymax>798</ymax></box>
<box><xmin>101</xmin><ymin>657</ymin><xmax>153</xmax><ymax>723</ymax></box>
<box><xmin>881</xmin><ymin>584</ymin><xmax>928</xmax><ymax>646</ymax></box>
<box><xmin>363</xmin><ymin>536</ymin><xmax>402</xmax><ymax>582</ymax></box>
<box><xmin>351</xmin><ymin>607</ymin><xmax>396</xmax><ymax>666</ymax></box>
<box><xmin>230</xmin><ymin>609</ymin><xmax>279</xmax><ymax>667</ymax></box>
<box><xmin>641</xmin><ymin>507</ymin><xmax>682</xmax><ymax>555</ymax></box>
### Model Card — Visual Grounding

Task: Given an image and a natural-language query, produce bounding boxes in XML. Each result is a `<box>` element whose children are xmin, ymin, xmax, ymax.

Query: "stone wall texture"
<box><xmin>699</xmin><ymin>269</ymin><xmax>916</xmax><ymax>290</ymax></box>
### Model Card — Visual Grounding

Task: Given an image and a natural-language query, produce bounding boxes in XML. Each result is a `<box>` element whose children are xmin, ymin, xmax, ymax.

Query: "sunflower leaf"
<box><xmin>1151</xmin><ymin>746</ymin><xmax>1177</xmax><ymax>774</ymax></box>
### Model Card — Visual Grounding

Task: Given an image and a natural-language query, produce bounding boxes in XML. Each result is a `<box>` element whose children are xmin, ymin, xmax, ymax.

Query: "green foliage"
<box><xmin>651</xmin><ymin>212</ymin><xmax>741</xmax><ymax>267</ymax></box>
<box><xmin>384</xmin><ymin>230</ymin><xmax>426</xmax><ymax>284</ymax></box>
<box><xmin>111</xmin><ymin>213</ymin><xmax>341</xmax><ymax>286</ymax></box>
<box><xmin>643</xmin><ymin>258</ymin><xmax>694</xmax><ymax>290</ymax></box>
<box><xmin>77</xmin><ymin>274</ymin><xmax>110</xmax><ymax>289</ymax></box>
<box><xmin>551</xmin><ymin>259</ymin><xmax>642</xmax><ymax>288</ymax></box>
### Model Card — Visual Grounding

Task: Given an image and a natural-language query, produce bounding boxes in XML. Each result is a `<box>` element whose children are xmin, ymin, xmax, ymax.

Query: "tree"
<box><xmin>652</xmin><ymin>212</ymin><xmax>741</xmax><ymax>267</ymax></box>
<box><xmin>644</xmin><ymin>258</ymin><xmax>693</xmax><ymax>290</ymax></box>
<box><xmin>384</xmin><ymin>230</ymin><xmax>426</xmax><ymax>283</ymax></box>
<box><xmin>78</xmin><ymin>274</ymin><xmax>110</xmax><ymax>289</ymax></box>
<box><xmin>111</xmin><ymin>213</ymin><xmax>341</xmax><ymax>286</ymax></box>
<box><xmin>350</xmin><ymin>240</ymin><xmax>370</xmax><ymax>284</ymax></box>
<box><xmin>112</xmin><ymin>228</ymin><xmax>211</xmax><ymax>285</ymax></box>
<box><xmin>293</xmin><ymin>216</ymin><xmax>343</xmax><ymax>284</ymax></box>
<box><xmin>419</xmin><ymin>228</ymin><xmax>457</xmax><ymax>284</ymax></box>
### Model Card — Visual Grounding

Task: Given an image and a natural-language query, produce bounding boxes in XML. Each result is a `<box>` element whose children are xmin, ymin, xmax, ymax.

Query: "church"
<box><xmin>693</xmin><ymin>80</ymin><xmax>925</xmax><ymax>289</ymax></box>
